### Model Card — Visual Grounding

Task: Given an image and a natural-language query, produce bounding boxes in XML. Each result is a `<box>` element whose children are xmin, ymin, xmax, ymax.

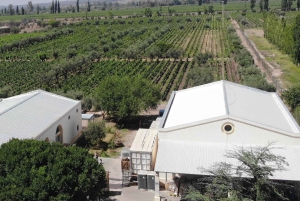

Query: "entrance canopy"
<box><xmin>155</xmin><ymin>139</ymin><xmax>300</xmax><ymax>181</ymax></box>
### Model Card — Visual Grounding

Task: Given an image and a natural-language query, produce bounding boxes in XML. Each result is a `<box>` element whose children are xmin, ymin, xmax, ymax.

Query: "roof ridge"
<box><xmin>222</xmin><ymin>81</ymin><xmax>229</xmax><ymax>115</ymax></box>
<box><xmin>0</xmin><ymin>90</ymin><xmax>41</xmax><ymax>116</ymax></box>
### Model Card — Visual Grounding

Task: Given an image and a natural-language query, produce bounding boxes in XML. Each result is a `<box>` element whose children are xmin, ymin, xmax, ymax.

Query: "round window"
<box><xmin>222</xmin><ymin>123</ymin><xmax>235</xmax><ymax>134</ymax></box>
<box><xmin>224</xmin><ymin>125</ymin><xmax>232</xmax><ymax>132</ymax></box>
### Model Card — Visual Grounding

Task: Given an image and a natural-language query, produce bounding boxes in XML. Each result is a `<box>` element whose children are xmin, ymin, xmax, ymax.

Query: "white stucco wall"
<box><xmin>158</xmin><ymin>119</ymin><xmax>300</xmax><ymax>146</ymax></box>
<box><xmin>36</xmin><ymin>102</ymin><xmax>82</xmax><ymax>144</ymax></box>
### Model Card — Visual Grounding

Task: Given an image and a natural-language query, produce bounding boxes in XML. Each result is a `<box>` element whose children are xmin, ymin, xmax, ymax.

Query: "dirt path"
<box><xmin>231</xmin><ymin>20</ymin><xmax>272</xmax><ymax>83</ymax></box>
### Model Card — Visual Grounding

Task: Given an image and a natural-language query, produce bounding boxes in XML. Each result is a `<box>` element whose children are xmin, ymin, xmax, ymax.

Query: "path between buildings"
<box><xmin>231</xmin><ymin>19</ymin><xmax>272</xmax><ymax>83</ymax></box>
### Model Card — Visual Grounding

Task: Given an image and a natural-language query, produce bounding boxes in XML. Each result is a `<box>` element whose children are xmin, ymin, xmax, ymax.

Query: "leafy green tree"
<box><xmin>282</xmin><ymin>0</ymin><xmax>287</xmax><ymax>10</ymax></box>
<box><xmin>96</xmin><ymin>76</ymin><xmax>161</xmax><ymax>120</ymax></box>
<box><xmin>76</xmin><ymin>0</ymin><xmax>80</xmax><ymax>12</ymax></box>
<box><xmin>298</xmin><ymin>0</ymin><xmax>300</xmax><ymax>10</ymax></box>
<box><xmin>293</xmin><ymin>15</ymin><xmax>300</xmax><ymax>65</ymax></box>
<box><xmin>187</xmin><ymin>67</ymin><xmax>214</xmax><ymax>87</ymax></box>
<box><xmin>259</xmin><ymin>0</ymin><xmax>263</xmax><ymax>11</ymax></box>
<box><xmin>16</xmin><ymin>6</ymin><xmax>19</xmax><ymax>14</ymax></box>
<box><xmin>282</xmin><ymin>85</ymin><xmax>300</xmax><ymax>111</ymax></box>
<box><xmin>21</xmin><ymin>7</ymin><xmax>24</xmax><ymax>15</ymax></box>
<box><xmin>250</xmin><ymin>0</ymin><xmax>256</xmax><ymax>11</ymax></box>
<box><xmin>166</xmin><ymin>47</ymin><xmax>182</xmax><ymax>59</ymax></box>
<box><xmin>208</xmin><ymin>5</ymin><xmax>214</xmax><ymax>14</ymax></box>
<box><xmin>51</xmin><ymin>0</ymin><xmax>54</xmax><ymax>13</ymax></box>
<box><xmin>0</xmin><ymin>139</ymin><xmax>107</xmax><ymax>200</ymax></box>
<box><xmin>82</xmin><ymin>96</ymin><xmax>93</xmax><ymax>111</ymax></box>
<box><xmin>144</xmin><ymin>7</ymin><xmax>152</xmax><ymax>17</ymax></box>
<box><xmin>193</xmin><ymin>52</ymin><xmax>214</xmax><ymax>64</ymax></box>
<box><xmin>184</xmin><ymin>142</ymin><xmax>291</xmax><ymax>201</ymax></box>
<box><xmin>55</xmin><ymin>0</ymin><xmax>57</xmax><ymax>13</ymax></box>
<box><xmin>198</xmin><ymin>0</ymin><xmax>203</xmax><ymax>6</ymax></box>
<box><xmin>83</xmin><ymin>121</ymin><xmax>106</xmax><ymax>146</ymax></box>
<box><xmin>58</xmin><ymin>0</ymin><xmax>61</xmax><ymax>13</ymax></box>
<box><xmin>0</xmin><ymin>86</ymin><xmax>12</xmax><ymax>98</ymax></box>
<box><xmin>264</xmin><ymin>0</ymin><xmax>268</xmax><ymax>10</ymax></box>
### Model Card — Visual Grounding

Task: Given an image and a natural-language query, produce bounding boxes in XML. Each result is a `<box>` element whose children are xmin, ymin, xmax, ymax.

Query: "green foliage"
<box><xmin>185</xmin><ymin>142</ymin><xmax>291</xmax><ymax>201</ymax></box>
<box><xmin>83</xmin><ymin>121</ymin><xmax>106</xmax><ymax>146</ymax></box>
<box><xmin>187</xmin><ymin>67</ymin><xmax>214</xmax><ymax>87</ymax></box>
<box><xmin>193</xmin><ymin>52</ymin><xmax>214</xmax><ymax>64</ymax></box>
<box><xmin>282</xmin><ymin>85</ymin><xmax>300</xmax><ymax>111</ymax></box>
<box><xmin>0</xmin><ymin>139</ymin><xmax>106</xmax><ymax>200</ymax></box>
<box><xmin>82</xmin><ymin>96</ymin><xmax>93</xmax><ymax>111</ymax></box>
<box><xmin>48</xmin><ymin>19</ymin><xmax>60</xmax><ymax>27</ymax></box>
<box><xmin>144</xmin><ymin>8</ymin><xmax>152</xmax><ymax>17</ymax></box>
<box><xmin>96</xmin><ymin>76</ymin><xmax>161</xmax><ymax>120</ymax></box>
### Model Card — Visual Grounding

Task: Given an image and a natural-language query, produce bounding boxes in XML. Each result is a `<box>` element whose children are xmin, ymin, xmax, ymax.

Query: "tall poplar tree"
<box><xmin>21</xmin><ymin>7</ymin><xmax>24</xmax><ymax>15</ymax></box>
<box><xmin>250</xmin><ymin>0</ymin><xmax>256</xmax><ymax>11</ymax></box>
<box><xmin>16</xmin><ymin>6</ymin><xmax>19</xmax><ymax>14</ymax></box>
<box><xmin>58</xmin><ymin>0</ymin><xmax>60</xmax><ymax>13</ymax></box>
<box><xmin>76</xmin><ymin>0</ymin><xmax>80</xmax><ymax>12</ymax></box>
<box><xmin>54</xmin><ymin>0</ymin><xmax>57</xmax><ymax>13</ymax></box>
<box><xmin>297</xmin><ymin>0</ymin><xmax>300</xmax><ymax>10</ymax></box>
<box><xmin>259</xmin><ymin>0</ymin><xmax>263</xmax><ymax>11</ymax></box>
<box><xmin>264</xmin><ymin>0</ymin><xmax>268</xmax><ymax>10</ymax></box>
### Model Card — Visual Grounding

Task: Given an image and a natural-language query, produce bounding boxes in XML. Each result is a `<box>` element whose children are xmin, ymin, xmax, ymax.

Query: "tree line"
<box><xmin>264</xmin><ymin>12</ymin><xmax>300</xmax><ymax>65</ymax></box>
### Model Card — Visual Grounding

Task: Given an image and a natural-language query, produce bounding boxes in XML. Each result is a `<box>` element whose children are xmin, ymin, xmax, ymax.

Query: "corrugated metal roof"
<box><xmin>0</xmin><ymin>90</ymin><xmax>80</xmax><ymax>145</ymax></box>
<box><xmin>130</xmin><ymin>129</ymin><xmax>157</xmax><ymax>152</ymax></box>
<box><xmin>161</xmin><ymin>80</ymin><xmax>300</xmax><ymax>134</ymax></box>
<box><xmin>154</xmin><ymin>139</ymin><xmax>300</xmax><ymax>181</ymax></box>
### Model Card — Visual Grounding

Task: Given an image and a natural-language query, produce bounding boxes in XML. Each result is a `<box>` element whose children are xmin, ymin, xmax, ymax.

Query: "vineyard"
<box><xmin>0</xmin><ymin>10</ymin><xmax>275</xmax><ymax>100</ymax></box>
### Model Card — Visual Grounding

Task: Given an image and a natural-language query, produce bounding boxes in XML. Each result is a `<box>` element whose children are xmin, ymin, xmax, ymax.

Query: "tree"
<box><xmin>259</xmin><ymin>0</ymin><xmax>263</xmax><ymax>11</ymax></box>
<box><xmin>21</xmin><ymin>7</ymin><xmax>24</xmax><ymax>15</ymax></box>
<box><xmin>55</xmin><ymin>0</ymin><xmax>57</xmax><ymax>13</ymax></box>
<box><xmin>264</xmin><ymin>0</ymin><xmax>268</xmax><ymax>10</ymax></box>
<box><xmin>16</xmin><ymin>5</ymin><xmax>19</xmax><ymax>14</ymax></box>
<box><xmin>27</xmin><ymin>1</ymin><xmax>33</xmax><ymax>12</ymax></box>
<box><xmin>208</xmin><ymin>5</ymin><xmax>214</xmax><ymax>14</ymax></box>
<box><xmin>87</xmin><ymin>0</ymin><xmax>91</xmax><ymax>12</ymax></box>
<box><xmin>184</xmin><ymin>142</ymin><xmax>291</xmax><ymax>201</ymax></box>
<box><xmin>51</xmin><ymin>0</ymin><xmax>54</xmax><ymax>13</ymax></box>
<box><xmin>58</xmin><ymin>0</ymin><xmax>60</xmax><ymax>13</ymax></box>
<box><xmin>282</xmin><ymin>85</ymin><xmax>300</xmax><ymax>112</ymax></box>
<box><xmin>293</xmin><ymin>14</ymin><xmax>300</xmax><ymax>65</ymax></box>
<box><xmin>0</xmin><ymin>139</ymin><xmax>107</xmax><ymax>200</ymax></box>
<box><xmin>36</xmin><ymin>4</ymin><xmax>40</xmax><ymax>14</ymax></box>
<box><xmin>144</xmin><ymin>7</ymin><xmax>152</xmax><ymax>17</ymax></box>
<box><xmin>187</xmin><ymin>67</ymin><xmax>214</xmax><ymax>87</ymax></box>
<box><xmin>298</xmin><ymin>0</ymin><xmax>300</xmax><ymax>10</ymax></box>
<box><xmin>8</xmin><ymin>4</ymin><xmax>14</xmax><ymax>15</ymax></box>
<box><xmin>198</xmin><ymin>0</ymin><xmax>203</xmax><ymax>6</ymax></box>
<box><xmin>250</xmin><ymin>0</ymin><xmax>256</xmax><ymax>11</ymax></box>
<box><xmin>282</xmin><ymin>0</ymin><xmax>287</xmax><ymax>11</ymax></box>
<box><xmin>83</xmin><ymin>121</ymin><xmax>106</xmax><ymax>146</ymax></box>
<box><xmin>96</xmin><ymin>76</ymin><xmax>161</xmax><ymax>120</ymax></box>
<box><xmin>76</xmin><ymin>0</ymin><xmax>80</xmax><ymax>12</ymax></box>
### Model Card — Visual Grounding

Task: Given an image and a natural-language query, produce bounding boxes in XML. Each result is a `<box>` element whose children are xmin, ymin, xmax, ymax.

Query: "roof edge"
<box><xmin>272</xmin><ymin>93</ymin><xmax>300</xmax><ymax>133</ymax></box>
<box><xmin>159</xmin><ymin>91</ymin><xmax>176</xmax><ymax>128</ymax></box>
<box><xmin>159</xmin><ymin>115</ymin><xmax>300</xmax><ymax>138</ymax></box>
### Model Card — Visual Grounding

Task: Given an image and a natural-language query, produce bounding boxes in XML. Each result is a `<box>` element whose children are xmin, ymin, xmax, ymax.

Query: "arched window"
<box><xmin>55</xmin><ymin>125</ymin><xmax>63</xmax><ymax>143</ymax></box>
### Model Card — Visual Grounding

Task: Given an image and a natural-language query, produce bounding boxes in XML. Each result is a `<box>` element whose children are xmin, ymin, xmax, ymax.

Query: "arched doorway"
<box><xmin>55</xmin><ymin>125</ymin><xmax>63</xmax><ymax>143</ymax></box>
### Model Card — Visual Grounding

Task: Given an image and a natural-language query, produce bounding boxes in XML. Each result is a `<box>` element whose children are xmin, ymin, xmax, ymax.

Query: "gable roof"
<box><xmin>0</xmin><ymin>90</ymin><xmax>80</xmax><ymax>145</ymax></box>
<box><xmin>159</xmin><ymin>80</ymin><xmax>300</xmax><ymax>134</ymax></box>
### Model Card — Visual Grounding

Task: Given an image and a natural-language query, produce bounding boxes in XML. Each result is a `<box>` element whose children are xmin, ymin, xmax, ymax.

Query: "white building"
<box><xmin>154</xmin><ymin>80</ymin><xmax>300</xmax><ymax>199</ymax></box>
<box><xmin>0</xmin><ymin>90</ymin><xmax>82</xmax><ymax>145</ymax></box>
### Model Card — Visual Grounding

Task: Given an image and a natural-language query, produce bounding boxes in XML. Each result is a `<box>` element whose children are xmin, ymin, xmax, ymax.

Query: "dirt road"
<box><xmin>231</xmin><ymin>20</ymin><xmax>272</xmax><ymax>83</ymax></box>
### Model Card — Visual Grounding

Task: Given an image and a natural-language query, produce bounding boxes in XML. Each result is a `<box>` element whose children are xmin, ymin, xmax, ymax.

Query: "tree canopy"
<box><xmin>183</xmin><ymin>142</ymin><xmax>291</xmax><ymax>201</ymax></box>
<box><xmin>0</xmin><ymin>139</ymin><xmax>106</xmax><ymax>201</ymax></box>
<box><xmin>96</xmin><ymin>75</ymin><xmax>161</xmax><ymax>120</ymax></box>
<box><xmin>83</xmin><ymin>121</ymin><xmax>106</xmax><ymax>146</ymax></box>
<box><xmin>282</xmin><ymin>84</ymin><xmax>300</xmax><ymax>111</ymax></box>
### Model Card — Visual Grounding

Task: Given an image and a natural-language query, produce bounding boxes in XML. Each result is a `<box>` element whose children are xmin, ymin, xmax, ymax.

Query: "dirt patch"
<box><xmin>244</xmin><ymin>28</ymin><xmax>264</xmax><ymax>38</ymax></box>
